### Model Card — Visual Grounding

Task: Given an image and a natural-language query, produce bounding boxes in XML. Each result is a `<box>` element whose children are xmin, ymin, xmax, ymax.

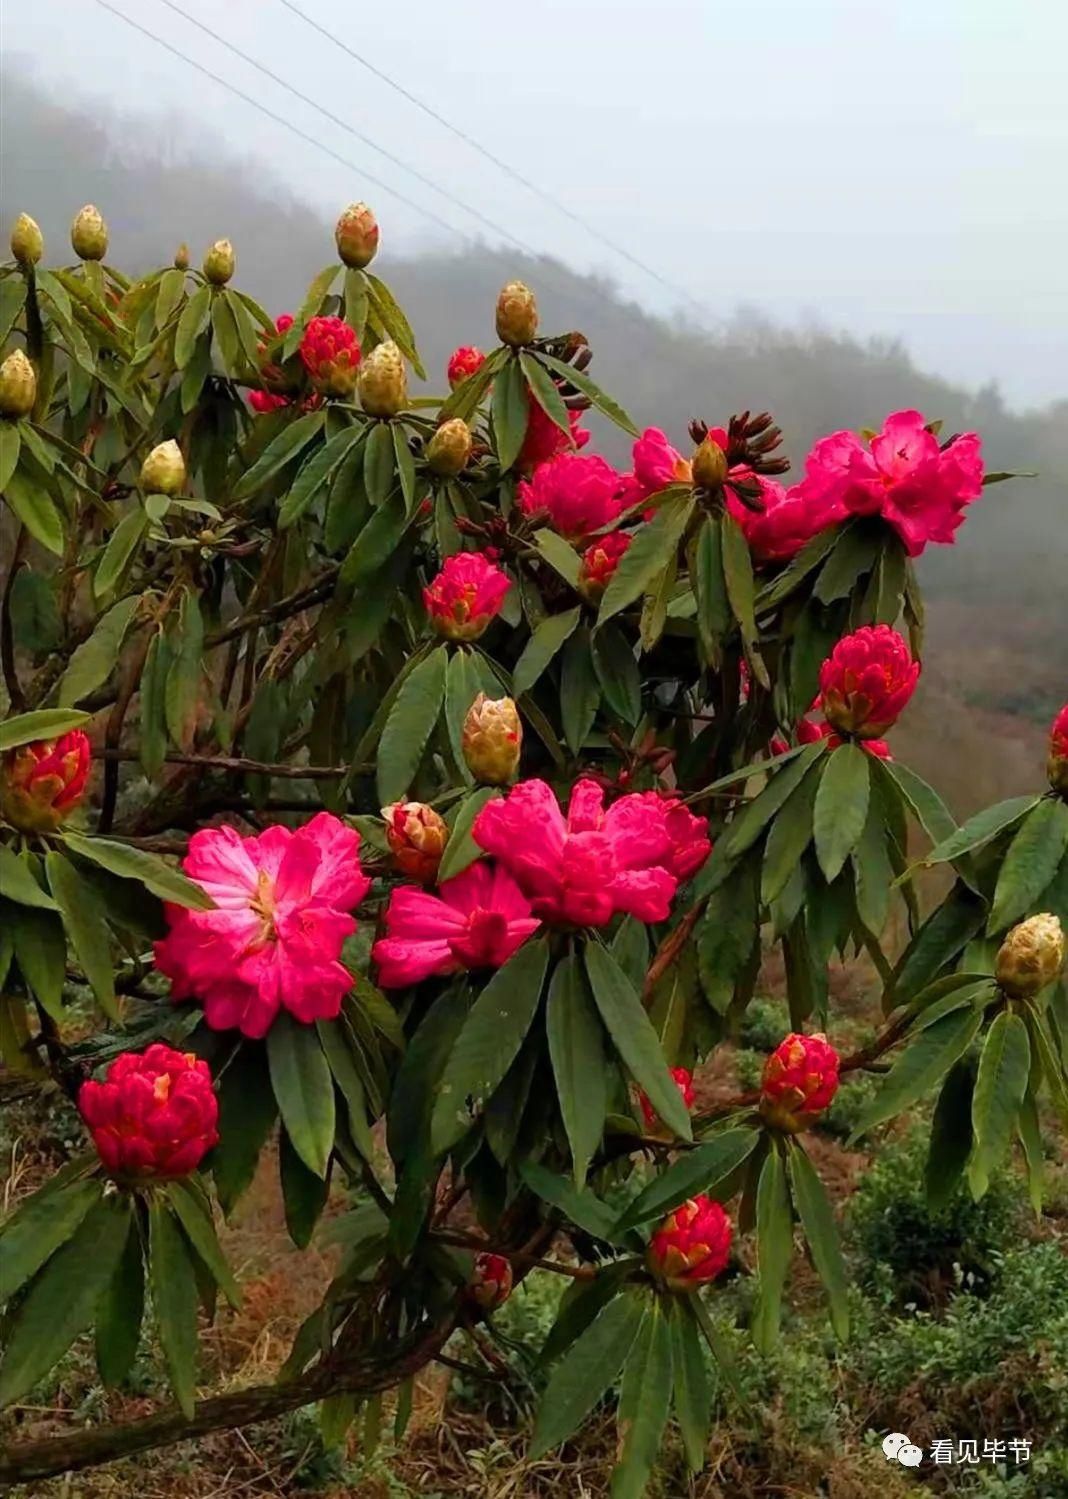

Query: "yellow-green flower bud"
<box><xmin>202</xmin><ymin>238</ymin><xmax>235</xmax><ymax>286</ymax></box>
<box><xmin>995</xmin><ymin>913</ymin><xmax>1065</xmax><ymax>998</ymax></box>
<box><xmin>358</xmin><ymin>339</ymin><xmax>407</xmax><ymax>417</ymax></box>
<box><xmin>462</xmin><ymin>694</ymin><xmax>522</xmax><ymax>785</ymax></box>
<box><xmin>335</xmin><ymin>202</ymin><xmax>379</xmax><ymax>269</ymax></box>
<box><xmin>173</xmin><ymin>243</ymin><xmax>190</xmax><ymax>271</ymax></box>
<box><xmin>427</xmin><ymin>418</ymin><xmax>473</xmax><ymax>477</ymax></box>
<box><xmin>10</xmin><ymin>213</ymin><xmax>43</xmax><ymax>269</ymax></box>
<box><xmin>139</xmin><ymin>439</ymin><xmax>186</xmax><ymax>496</ymax></box>
<box><xmin>0</xmin><ymin>349</ymin><xmax>37</xmax><ymax>418</ymax></box>
<box><xmin>691</xmin><ymin>436</ymin><xmax>728</xmax><ymax>489</ymax></box>
<box><xmin>495</xmin><ymin>281</ymin><xmax>538</xmax><ymax>346</ymax></box>
<box><xmin>71</xmin><ymin>204</ymin><xmax>108</xmax><ymax>261</ymax></box>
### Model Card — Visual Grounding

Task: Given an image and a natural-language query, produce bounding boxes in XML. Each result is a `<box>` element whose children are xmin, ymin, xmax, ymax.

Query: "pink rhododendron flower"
<box><xmin>78</xmin><ymin>1044</ymin><xmax>219</xmax><ymax>1179</ymax></box>
<box><xmin>818</xmin><ymin>626</ymin><xmax>919</xmax><ymax>738</ymax></box>
<box><xmin>300</xmin><ymin>315</ymin><xmax>361</xmax><ymax>397</ymax></box>
<box><xmin>473</xmin><ymin>779</ymin><xmax>708</xmax><ymax>927</ymax></box>
<box><xmin>793</xmin><ymin>410</ymin><xmax>984</xmax><ymax>557</ymax></box>
<box><xmin>372</xmin><ymin>861</ymin><xmax>539</xmax><ymax>988</ymax></box>
<box><xmin>518</xmin><ymin>391</ymin><xmax>590</xmax><ymax>473</ymax></box>
<box><xmin>517</xmin><ymin>453</ymin><xmax>628</xmax><ymax>539</ymax></box>
<box><xmin>760</xmin><ymin>1031</ymin><xmax>840</xmax><ymax>1131</ymax></box>
<box><xmin>154</xmin><ymin>813</ymin><xmax>370</xmax><ymax>1038</ymax></box>
<box><xmin>0</xmin><ymin>730</ymin><xmax>91</xmax><ymax>833</ymax></box>
<box><xmin>637</xmin><ymin>1066</ymin><xmax>695</xmax><ymax>1132</ymax></box>
<box><xmin>447</xmin><ymin>345</ymin><xmax>486</xmax><ymax>388</ymax></box>
<box><xmin>578</xmin><ymin>530</ymin><xmax>632</xmax><ymax>596</ymax></box>
<box><xmin>423</xmin><ymin>552</ymin><xmax>511</xmax><ymax>641</ymax></box>
<box><xmin>661</xmin><ymin>797</ymin><xmax>713</xmax><ymax>879</ymax></box>
<box><xmin>647</xmin><ymin>1196</ymin><xmax>732</xmax><ymax>1286</ymax></box>
<box><xmin>631</xmin><ymin>427</ymin><xmax>692</xmax><ymax>498</ymax></box>
<box><xmin>1049</xmin><ymin>702</ymin><xmax>1068</xmax><ymax>795</ymax></box>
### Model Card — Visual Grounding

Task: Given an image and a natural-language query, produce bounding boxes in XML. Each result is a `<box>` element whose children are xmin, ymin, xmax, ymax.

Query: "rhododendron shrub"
<box><xmin>0</xmin><ymin>198</ymin><xmax>1059</xmax><ymax>1499</ymax></box>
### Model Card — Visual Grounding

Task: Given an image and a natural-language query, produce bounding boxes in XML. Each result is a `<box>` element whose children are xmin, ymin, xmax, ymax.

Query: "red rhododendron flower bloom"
<box><xmin>647</xmin><ymin>1195</ymin><xmax>732</xmax><ymax>1286</ymax></box>
<box><xmin>468</xmin><ymin>1251</ymin><xmax>513</xmax><ymax>1310</ymax></box>
<box><xmin>423</xmin><ymin>552</ymin><xmax>511</xmax><ymax>641</ymax></box>
<box><xmin>0</xmin><ymin>730</ymin><xmax>91</xmax><ymax>833</ymax></box>
<box><xmin>447</xmin><ymin>345</ymin><xmax>486</xmax><ymax>388</ymax></box>
<box><xmin>473</xmin><ymin>778</ymin><xmax>709</xmax><ymax>927</ymax></box>
<box><xmin>517</xmin><ymin>453</ymin><xmax>629</xmax><ymax>539</ymax></box>
<box><xmin>517</xmin><ymin>392</ymin><xmax>590</xmax><ymax>474</ymax></box>
<box><xmin>818</xmin><ymin>626</ymin><xmax>919</xmax><ymax>738</ymax></box>
<box><xmin>795</xmin><ymin>714</ymin><xmax>892</xmax><ymax>760</ymax></box>
<box><xmin>638</xmin><ymin>1066</ymin><xmax>695</xmax><ymax>1132</ymax></box>
<box><xmin>760</xmin><ymin>1031</ymin><xmax>840</xmax><ymax>1131</ymax></box>
<box><xmin>299</xmin><ymin>315</ymin><xmax>361</xmax><ymax>397</ymax></box>
<box><xmin>630</xmin><ymin>427</ymin><xmax>692</xmax><ymax>498</ymax></box>
<box><xmin>154</xmin><ymin>813</ymin><xmax>370</xmax><ymax>1038</ymax></box>
<box><xmin>1048</xmin><ymin>703</ymin><xmax>1068</xmax><ymax>795</ymax></box>
<box><xmin>661</xmin><ymin>798</ymin><xmax>713</xmax><ymax>880</ymax></box>
<box><xmin>578</xmin><ymin>530</ymin><xmax>632</xmax><ymax>596</ymax></box>
<box><xmin>793</xmin><ymin>410</ymin><xmax>983</xmax><ymax>557</ymax></box>
<box><xmin>372</xmin><ymin>860</ymin><xmax>539</xmax><ymax>988</ymax></box>
<box><xmin>78</xmin><ymin>1044</ymin><xmax>219</xmax><ymax>1179</ymax></box>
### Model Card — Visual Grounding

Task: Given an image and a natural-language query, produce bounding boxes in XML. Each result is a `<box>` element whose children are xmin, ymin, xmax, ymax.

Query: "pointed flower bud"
<box><xmin>647</xmin><ymin>1196</ymin><xmax>732</xmax><ymax>1288</ymax></box>
<box><xmin>760</xmin><ymin>1031</ymin><xmax>840</xmax><ymax>1131</ymax></box>
<box><xmin>10</xmin><ymin>213</ymin><xmax>43</xmax><ymax>268</ymax></box>
<box><xmin>1</xmin><ymin>730</ymin><xmax>91</xmax><ymax>833</ymax></box>
<box><xmin>382</xmin><ymin>801</ymin><xmax>448</xmax><ymax>883</ymax></box>
<box><xmin>495</xmin><ymin>281</ymin><xmax>538</xmax><ymax>346</ymax></box>
<box><xmin>462</xmin><ymin>694</ymin><xmax>522</xmax><ymax>785</ymax></box>
<box><xmin>71</xmin><ymin>204</ymin><xmax>108</xmax><ymax>261</ymax></box>
<box><xmin>579</xmin><ymin>530</ymin><xmax>631</xmax><ymax>598</ymax></box>
<box><xmin>818</xmin><ymin>625</ymin><xmax>919</xmax><ymax>739</ymax></box>
<box><xmin>637</xmin><ymin>1066</ymin><xmax>695</xmax><ymax>1135</ymax></box>
<box><xmin>202</xmin><ymin>238</ymin><xmax>235</xmax><ymax>286</ymax></box>
<box><xmin>447</xmin><ymin>345</ymin><xmax>486</xmax><ymax>389</ymax></box>
<box><xmin>0</xmin><ymin>348</ymin><xmax>36</xmax><ymax>418</ymax></box>
<box><xmin>173</xmin><ymin>243</ymin><xmax>190</xmax><ymax>271</ymax></box>
<box><xmin>139</xmin><ymin>439</ymin><xmax>186</xmax><ymax>496</ymax></box>
<box><xmin>1047</xmin><ymin>703</ymin><xmax>1068</xmax><ymax>796</ymax></box>
<box><xmin>358</xmin><ymin>339</ymin><xmax>408</xmax><ymax>417</ymax></box>
<box><xmin>78</xmin><ymin>1044</ymin><xmax>219</xmax><ymax>1179</ymax></box>
<box><xmin>995</xmin><ymin>913</ymin><xmax>1064</xmax><ymax>998</ymax></box>
<box><xmin>335</xmin><ymin>201</ymin><xmax>379</xmax><ymax>269</ymax></box>
<box><xmin>467</xmin><ymin>1251</ymin><xmax>513</xmax><ymax>1311</ymax></box>
<box><xmin>427</xmin><ymin>417</ymin><xmax>473</xmax><ymax>477</ymax></box>
<box><xmin>300</xmin><ymin>315</ymin><xmax>361</xmax><ymax>398</ymax></box>
<box><xmin>691</xmin><ymin>436</ymin><xmax>729</xmax><ymax>489</ymax></box>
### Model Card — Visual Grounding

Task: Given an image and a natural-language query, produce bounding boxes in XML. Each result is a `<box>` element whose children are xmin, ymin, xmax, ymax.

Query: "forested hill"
<box><xmin>2</xmin><ymin>66</ymin><xmax>1064</xmax><ymax>803</ymax></box>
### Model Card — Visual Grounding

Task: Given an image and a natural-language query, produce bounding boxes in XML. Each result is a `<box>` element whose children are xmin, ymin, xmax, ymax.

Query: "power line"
<box><xmin>276</xmin><ymin>0</ymin><xmax>711</xmax><ymax>317</ymax></box>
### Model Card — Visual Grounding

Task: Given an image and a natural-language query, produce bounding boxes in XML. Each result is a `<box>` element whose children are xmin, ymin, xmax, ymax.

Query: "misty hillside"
<box><xmin>2</xmin><ymin>65</ymin><xmax>1064</xmax><ymax>805</ymax></box>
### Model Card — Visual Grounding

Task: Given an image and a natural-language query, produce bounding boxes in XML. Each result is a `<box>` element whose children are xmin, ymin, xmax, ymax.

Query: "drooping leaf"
<box><xmin>45</xmin><ymin>851</ymin><xmax>117</xmax><ymax>1018</ymax></box>
<box><xmin>60</xmin><ymin>831</ymin><xmax>212</xmax><ymax>909</ymax></box>
<box><xmin>987</xmin><ymin>798</ymin><xmax>1068</xmax><ymax>935</ymax></box>
<box><xmin>0</xmin><ymin>708</ymin><xmax>90</xmax><ymax>752</ymax></box>
<box><xmin>614</xmin><ymin>1129</ymin><xmax>759</xmax><ymax>1232</ymax></box>
<box><xmin>671</xmin><ymin>1299</ymin><xmax>711</xmax><ymax>1473</ymax></box>
<box><xmin>751</xmin><ymin>1146</ymin><xmax>793</xmax><ymax>1354</ymax></box>
<box><xmin>520</xmin><ymin>350</ymin><xmax>572</xmax><ymax>436</ymax></box>
<box><xmin>266</xmin><ymin>1013</ymin><xmax>336</xmax><ymax>1178</ymax></box>
<box><xmin>967</xmin><ymin>1009</ymin><xmax>1031</xmax><ymax>1198</ymax></box>
<box><xmin>491</xmin><ymin>355</ymin><xmax>529</xmax><ymax>472</ymax></box>
<box><xmin>598</xmin><ymin>496</ymin><xmax>695</xmax><ymax>625</ymax></box>
<box><xmin>164</xmin><ymin>587</ymin><xmax>204</xmax><ymax>750</ymax></box>
<box><xmin>560</xmin><ymin>623</ymin><xmax>601</xmax><ymax>754</ymax></box>
<box><xmin>279</xmin><ymin>1128</ymin><xmax>332</xmax><ymax>1249</ymax></box>
<box><xmin>57</xmin><ymin>595</ymin><xmax>140</xmax><ymax>706</ymax></box>
<box><xmin>436</xmin><ymin>787</ymin><xmax>497</xmax><ymax>884</ymax></box>
<box><xmin>95</xmin><ymin>1218</ymin><xmax>144</xmax><ymax>1389</ymax></box>
<box><xmin>697</xmin><ymin>857</ymin><xmax>759</xmax><ymax>1014</ymax></box>
<box><xmin>174</xmin><ymin>283</ymin><xmax>211</xmax><ymax>369</ymax></box>
<box><xmin>813</xmin><ymin>743</ymin><xmax>870</xmax><ymax>883</ymax></box>
<box><xmin>148</xmin><ymin>1199</ymin><xmax>199</xmax><ymax>1418</ymax></box>
<box><xmin>519</xmin><ymin>1160</ymin><xmax>620</xmax><ymax>1240</ymax></box>
<box><xmin>165</xmin><ymin>1179</ymin><xmax>241</xmax><ymax>1307</ymax></box>
<box><xmin>512</xmin><ymin>606</ymin><xmax>581</xmax><ymax>696</ymax></box>
<box><xmin>0</xmin><ymin>1177</ymin><xmax>101</xmax><ymax>1306</ymax></box>
<box><xmin>611</xmin><ymin>1302</ymin><xmax>673</xmax><ymax>1499</ymax></box>
<box><xmin>0</xmin><ymin>845</ymin><xmax>56</xmax><ymax>910</ymax></box>
<box><xmin>925</xmin><ymin>1055</ymin><xmax>977</xmax><ymax>1210</ymax></box>
<box><xmin>787</xmin><ymin>1142</ymin><xmax>849</xmax><ymax>1338</ymax></box>
<box><xmin>279</xmin><ymin>425</ymin><xmax>361</xmax><ymax>528</ymax></box>
<box><xmin>375</xmin><ymin>644</ymin><xmax>448</xmax><ymax>804</ymax></box>
<box><xmin>530</xmin><ymin>1292</ymin><xmax>645</xmax><ymax>1457</ymax></box>
<box><xmin>212</xmin><ymin>1042</ymin><xmax>278</xmax><ymax>1215</ymax></box>
<box><xmin>233</xmin><ymin>409</ymin><xmax>326</xmax><ymax>501</ymax></box>
<box><xmin>546</xmin><ymin>954</ymin><xmax>607</xmax><ymax>1186</ymax></box>
<box><xmin>592</xmin><ymin>623</ymin><xmax>642</xmax><ymax>724</ymax></box>
<box><xmin>94</xmin><ymin>505</ymin><xmax>148</xmax><ymax>599</ymax></box>
<box><xmin>11</xmin><ymin>904</ymin><xmax>67</xmax><ymax>1018</ymax></box>
<box><xmin>537</xmin><ymin>352</ymin><xmax>638</xmax><ymax>435</ymax></box>
<box><xmin>850</xmin><ymin>1003</ymin><xmax>985</xmax><ymax>1140</ymax></box>
<box><xmin>3</xmin><ymin>470</ymin><xmax>64</xmax><ymax>555</ymax></box>
<box><xmin>921</xmin><ymin>795</ymin><xmax>1039</xmax><ymax>869</ymax></box>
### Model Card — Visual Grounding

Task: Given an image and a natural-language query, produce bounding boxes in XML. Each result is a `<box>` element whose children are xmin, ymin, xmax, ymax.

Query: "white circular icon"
<box><xmin>882</xmin><ymin>1433</ymin><xmax>910</xmax><ymax>1460</ymax></box>
<box><xmin>899</xmin><ymin>1444</ymin><xmax>923</xmax><ymax>1467</ymax></box>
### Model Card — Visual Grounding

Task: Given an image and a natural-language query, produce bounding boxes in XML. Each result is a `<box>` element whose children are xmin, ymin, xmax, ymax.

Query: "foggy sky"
<box><xmin>4</xmin><ymin>0</ymin><xmax>1066</xmax><ymax>409</ymax></box>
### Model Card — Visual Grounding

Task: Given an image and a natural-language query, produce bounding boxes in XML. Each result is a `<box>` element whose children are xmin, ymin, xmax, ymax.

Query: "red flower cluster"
<box><xmin>423</xmin><ymin>551</ymin><xmax>511</xmax><ymax>641</ymax></box>
<box><xmin>0</xmin><ymin>730</ymin><xmax>91</xmax><ymax>833</ymax></box>
<box><xmin>818</xmin><ymin>626</ymin><xmax>919</xmax><ymax>739</ymax></box>
<box><xmin>78</xmin><ymin>1044</ymin><xmax>219</xmax><ymax>1179</ymax></box>
<box><xmin>467</xmin><ymin>1251</ymin><xmax>513</xmax><ymax>1310</ymax></box>
<box><xmin>447</xmin><ymin>345</ymin><xmax>486</xmax><ymax>388</ymax></box>
<box><xmin>300</xmin><ymin>315</ymin><xmax>361</xmax><ymax>398</ymax></box>
<box><xmin>1049</xmin><ymin>702</ymin><xmax>1068</xmax><ymax>795</ymax></box>
<box><xmin>638</xmin><ymin>1066</ymin><xmax>695</xmax><ymax>1133</ymax></box>
<box><xmin>518</xmin><ymin>392</ymin><xmax>590</xmax><ymax>474</ymax></box>
<box><xmin>647</xmin><ymin>1196</ymin><xmax>732</xmax><ymax>1286</ymax></box>
<box><xmin>383</xmin><ymin>801</ymin><xmax>448</xmax><ymax>883</ymax></box>
<box><xmin>760</xmin><ymin>1031</ymin><xmax>840</xmax><ymax>1131</ymax></box>
<box><xmin>517</xmin><ymin>453</ymin><xmax>628</xmax><ymax>539</ymax></box>
<box><xmin>579</xmin><ymin>530</ymin><xmax>631</xmax><ymax>596</ymax></box>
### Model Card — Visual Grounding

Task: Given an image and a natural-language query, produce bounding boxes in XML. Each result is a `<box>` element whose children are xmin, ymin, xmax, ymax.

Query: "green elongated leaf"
<box><xmin>0</xmin><ymin>275</ymin><xmax>27</xmax><ymax>343</ymax></box>
<box><xmin>787</xmin><ymin>1143</ymin><xmax>849</xmax><ymax>1339</ymax></box>
<box><xmin>850</xmin><ymin>1003</ymin><xmax>985</xmax><ymax>1140</ymax></box>
<box><xmin>697</xmin><ymin>858</ymin><xmax>759</xmax><ymax>1014</ymax></box>
<box><xmin>2</xmin><ymin>469</ymin><xmax>64</xmax><ymax>555</ymax></box>
<box><xmin>436</xmin><ymin>787</ymin><xmax>497</xmax><ymax>883</ymax></box>
<box><xmin>513</xmin><ymin>606</ymin><xmax>581</xmax><ymax>696</ymax></box>
<box><xmin>761</xmin><ymin>764</ymin><xmax>818</xmax><ymax>903</ymax></box>
<box><xmin>295</xmin><ymin>263</ymin><xmax>341</xmax><ymax>331</ymax></box>
<box><xmin>0</xmin><ymin>845</ymin><xmax>56</xmax><ymax>910</ymax></box>
<box><xmin>174</xmin><ymin>283</ymin><xmax>211</xmax><ymax>368</ymax></box>
<box><xmin>233</xmin><ymin>409</ymin><xmax>326</xmax><ymax>501</ymax></box>
<box><xmin>0</xmin><ymin>423</ymin><xmax>20</xmax><ymax>490</ymax></box>
<box><xmin>387</xmin><ymin>983</ymin><xmax>471</xmax><ymax>1166</ymax></box>
<box><xmin>343</xmin><ymin>267</ymin><xmax>370</xmax><ymax>336</ymax></box>
<box><xmin>592</xmin><ymin>622</ymin><xmax>642</xmax><ymax>724</ymax></box>
<box><xmin>279</xmin><ymin>425</ymin><xmax>360</xmax><ymax>528</ymax></box>
<box><xmin>139</xmin><ymin>629</ymin><xmax>168</xmax><ymax>778</ymax></box>
<box><xmin>699</xmin><ymin>742</ymin><xmax>828</xmax><ymax>894</ymax></box>
<box><xmin>612</xmin><ymin>917</ymin><xmax>650</xmax><ymax>993</ymax></box>
<box><xmin>546</xmin><ymin>954</ymin><xmax>606</xmax><ymax>1185</ymax></box>
<box><xmin>8</xmin><ymin>570</ymin><xmax>60</xmax><ymax>651</ymax></box>
<box><xmin>210</xmin><ymin>290</ymin><xmax>242</xmax><ymax>373</ymax></box>
<box><xmin>392</xmin><ymin>423</ymin><xmax>417</xmax><ymax>510</ymax></box>
<box><xmin>0</xmin><ymin>1177</ymin><xmax>101</xmax><ymax>1305</ymax></box>
<box><xmin>430</xmin><ymin>937</ymin><xmax>549</xmax><ymax>1154</ymax></box>
<box><xmin>968</xmin><ymin>1010</ymin><xmax>1030</xmax><ymax>1198</ymax></box>
<box><xmin>519</xmin><ymin>1160</ymin><xmax>620</xmax><ymax>1239</ymax></box>
<box><xmin>363</xmin><ymin>420</ymin><xmax>396</xmax><ymax>507</ymax></box>
<box><xmin>338</xmin><ymin>493</ymin><xmax>409</xmax><ymax>589</ymax></box>
<box><xmin>530</xmin><ymin>1292</ymin><xmax>645</xmax><ymax>1457</ymax></box>
<box><xmin>611</xmin><ymin>1303</ymin><xmax>673</xmax><ymax>1499</ymax></box>
<box><xmin>166</xmin><ymin>1180</ymin><xmax>241</xmax><ymax>1307</ymax></box>
<box><xmin>922</xmin><ymin>795</ymin><xmax>1039</xmax><ymax>868</ymax></box>
<box><xmin>267</xmin><ymin>1013</ymin><xmax>336</xmax><ymax>1178</ymax></box>
<box><xmin>11</xmin><ymin>904</ymin><xmax>66</xmax><ymax>1018</ymax></box>
<box><xmin>585</xmin><ymin>942</ymin><xmax>693</xmax><ymax>1141</ymax></box>
<box><xmin>279</xmin><ymin>1128</ymin><xmax>332</xmax><ymax>1249</ymax></box>
<box><xmin>213</xmin><ymin>1042</ymin><xmax>278</xmax><ymax>1214</ymax></box>
<box><xmin>492</xmin><ymin>355</ymin><xmax>528</xmax><ymax>472</ymax></box>
<box><xmin>0</xmin><ymin>708</ymin><xmax>90</xmax><ymax>752</ymax></box>
<box><xmin>60</xmin><ymin>831</ymin><xmax>212</xmax><ymax>909</ymax></box>
<box><xmin>438</xmin><ymin>344</ymin><xmax>506</xmax><ymax>422</ymax></box>
<box><xmin>889</xmin><ymin>884</ymin><xmax>987</xmax><ymax>1009</ymax></box>
<box><xmin>598</xmin><ymin>496</ymin><xmax>694</xmax><ymax>625</ymax></box>
<box><xmin>814</xmin><ymin>520</ymin><xmax>879</xmax><ymax>602</ymax></box>
<box><xmin>485</xmin><ymin>1034</ymin><xmax>538</xmax><ymax>1164</ymax></box>
<box><xmin>57</xmin><ymin>595</ymin><xmax>140</xmax><ymax>706</ymax></box>
<box><xmin>444</xmin><ymin>646</ymin><xmax>478</xmax><ymax>780</ymax></box>
<box><xmin>813</xmin><ymin>744</ymin><xmax>870</xmax><ymax>882</ymax></box>
<box><xmin>672</xmin><ymin>1301</ymin><xmax>711</xmax><ymax>1472</ymax></box>
<box><xmin>94</xmin><ymin>504</ymin><xmax>148</xmax><ymax>599</ymax></box>
<box><xmin>751</xmin><ymin>1146</ymin><xmax>793</xmax><ymax>1354</ymax></box>
<box><xmin>537</xmin><ymin>352</ymin><xmax>638</xmax><ymax>436</ymax></box>
<box><xmin>692</xmin><ymin>514</ymin><xmax>731</xmax><ymax>656</ymax></box>
<box><xmin>95</xmin><ymin>1218</ymin><xmax>144</xmax><ymax>1388</ymax></box>
<box><xmin>540</xmin><ymin>1266</ymin><xmax>634</xmax><ymax>1367</ymax></box>
<box><xmin>149</xmin><ymin>1200</ymin><xmax>199</xmax><ymax>1418</ymax></box>
<box><xmin>720</xmin><ymin>510</ymin><xmax>758</xmax><ymax>648</ymax></box>
<box><xmin>376</xmin><ymin>644</ymin><xmax>447</xmax><ymax>804</ymax></box>
<box><xmin>878</xmin><ymin>758</ymin><xmax>959</xmax><ymax>849</ymax></box>
<box><xmin>365</xmin><ymin>272</ymin><xmax>424</xmax><ymax>377</ymax></box>
<box><xmin>871</xmin><ymin>538</ymin><xmax>907</xmax><ymax>624</ymax></box>
<box><xmin>532</xmin><ymin>527</ymin><xmax>581</xmax><ymax>586</ymax></box>
<box><xmin>45</xmin><ymin>851</ymin><xmax>117</xmax><ymax>1018</ymax></box>
<box><xmin>987</xmin><ymin>798</ymin><xmax>1068</xmax><ymax>935</ymax></box>
<box><xmin>560</xmin><ymin>623</ymin><xmax>601</xmax><ymax>754</ymax></box>
<box><xmin>317</xmin><ymin>1016</ymin><xmax>373</xmax><ymax>1157</ymax></box>
<box><xmin>614</xmin><ymin>1129</ymin><xmax>759</xmax><ymax>1232</ymax></box>
<box><xmin>1017</xmin><ymin>1088</ymin><xmax>1044</xmax><ymax>1216</ymax></box>
<box><xmin>519</xmin><ymin>350</ymin><xmax>572</xmax><ymax>436</ymax></box>
<box><xmin>926</xmin><ymin>1056</ymin><xmax>977</xmax><ymax>1210</ymax></box>
<box><xmin>154</xmin><ymin>266</ymin><xmax>187</xmax><ymax>329</ymax></box>
<box><xmin>852</xmin><ymin>792</ymin><xmax>894</xmax><ymax>936</ymax></box>
<box><xmin>0</xmin><ymin>1193</ymin><xmax>131</xmax><ymax>1409</ymax></box>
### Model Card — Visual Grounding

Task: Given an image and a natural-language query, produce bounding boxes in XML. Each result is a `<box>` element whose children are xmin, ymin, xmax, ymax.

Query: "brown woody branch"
<box><xmin>98</xmin><ymin>749</ymin><xmax>358</xmax><ymax>780</ymax></box>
